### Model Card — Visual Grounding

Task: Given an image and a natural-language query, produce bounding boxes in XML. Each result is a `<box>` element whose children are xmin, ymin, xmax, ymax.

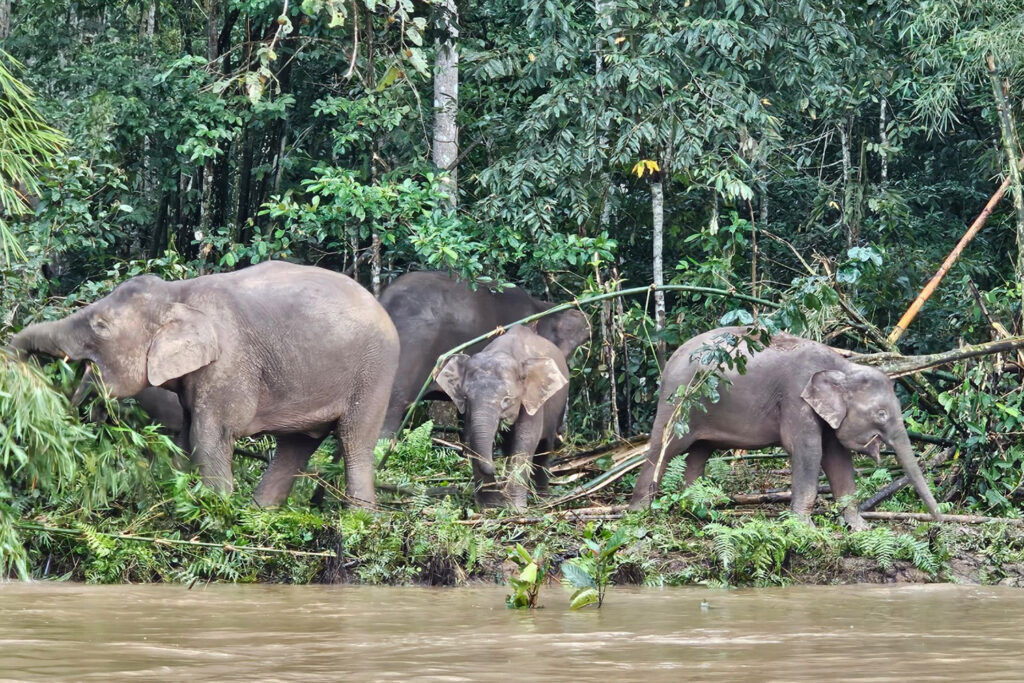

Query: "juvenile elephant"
<box><xmin>379</xmin><ymin>271</ymin><xmax>589</xmax><ymax>435</ymax></box>
<box><xmin>435</xmin><ymin>325</ymin><xmax>569</xmax><ymax>509</ymax></box>
<box><xmin>11</xmin><ymin>261</ymin><xmax>399</xmax><ymax>507</ymax></box>
<box><xmin>629</xmin><ymin>326</ymin><xmax>943</xmax><ymax>529</ymax></box>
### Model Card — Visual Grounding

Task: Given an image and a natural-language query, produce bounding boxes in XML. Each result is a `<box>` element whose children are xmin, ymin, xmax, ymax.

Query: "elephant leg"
<box><xmin>335</xmin><ymin>379</ymin><xmax>392</xmax><ymax>509</ymax></box>
<box><xmin>781</xmin><ymin>417</ymin><xmax>825</xmax><ymax>524</ymax></box>
<box><xmin>190</xmin><ymin>415</ymin><xmax>235</xmax><ymax>495</ymax></box>
<box><xmin>532</xmin><ymin>448</ymin><xmax>552</xmax><ymax>497</ymax></box>
<box><xmin>629</xmin><ymin>407</ymin><xmax>694</xmax><ymax>510</ymax></box>
<box><xmin>170</xmin><ymin>411</ymin><xmax>192</xmax><ymax>471</ymax></box>
<box><xmin>252</xmin><ymin>434</ymin><xmax>325</xmax><ymax>507</ymax></box>
<box><xmin>821</xmin><ymin>432</ymin><xmax>869</xmax><ymax>531</ymax></box>
<box><xmin>684</xmin><ymin>442</ymin><xmax>714</xmax><ymax>485</ymax></box>
<box><xmin>505</xmin><ymin>421</ymin><xmax>543</xmax><ymax>511</ymax></box>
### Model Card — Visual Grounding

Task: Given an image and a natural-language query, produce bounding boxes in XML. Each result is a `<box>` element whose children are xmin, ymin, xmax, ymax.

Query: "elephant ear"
<box><xmin>800</xmin><ymin>370</ymin><xmax>848</xmax><ymax>429</ymax></box>
<box><xmin>147</xmin><ymin>303</ymin><xmax>220</xmax><ymax>387</ymax></box>
<box><xmin>435</xmin><ymin>354</ymin><xmax>470</xmax><ymax>413</ymax></box>
<box><xmin>521</xmin><ymin>356</ymin><xmax>568</xmax><ymax>416</ymax></box>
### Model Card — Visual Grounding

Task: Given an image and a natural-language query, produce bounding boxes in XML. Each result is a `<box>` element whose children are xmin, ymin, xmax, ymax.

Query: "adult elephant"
<box><xmin>378</xmin><ymin>271</ymin><xmax>590</xmax><ymax>435</ymax></box>
<box><xmin>11</xmin><ymin>261</ymin><xmax>398</xmax><ymax>507</ymax></box>
<box><xmin>629</xmin><ymin>326</ymin><xmax>943</xmax><ymax>529</ymax></box>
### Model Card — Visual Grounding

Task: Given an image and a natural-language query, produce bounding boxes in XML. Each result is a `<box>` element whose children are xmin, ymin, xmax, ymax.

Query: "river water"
<box><xmin>1</xmin><ymin>582</ymin><xmax>1022</xmax><ymax>681</ymax></box>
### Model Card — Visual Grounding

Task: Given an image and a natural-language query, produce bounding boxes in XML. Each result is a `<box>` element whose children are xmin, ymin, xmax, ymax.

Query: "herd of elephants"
<box><xmin>8</xmin><ymin>261</ymin><xmax>943</xmax><ymax>529</ymax></box>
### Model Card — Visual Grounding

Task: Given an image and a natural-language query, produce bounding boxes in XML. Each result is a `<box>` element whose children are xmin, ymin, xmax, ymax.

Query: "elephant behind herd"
<box><xmin>7</xmin><ymin>263</ymin><xmax>943</xmax><ymax>526</ymax></box>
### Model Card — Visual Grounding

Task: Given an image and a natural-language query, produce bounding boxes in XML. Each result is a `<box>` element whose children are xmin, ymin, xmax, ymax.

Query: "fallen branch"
<box><xmin>17</xmin><ymin>522</ymin><xmax>337</xmax><ymax>557</ymax></box>
<box><xmin>850</xmin><ymin>336</ymin><xmax>1024</xmax><ymax>377</ymax></box>
<box><xmin>888</xmin><ymin>162</ymin><xmax>1021</xmax><ymax>343</ymax></box>
<box><xmin>862</xmin><ymin>511</ymin><xmax>1024</xmax><ymax>526</ymax></box>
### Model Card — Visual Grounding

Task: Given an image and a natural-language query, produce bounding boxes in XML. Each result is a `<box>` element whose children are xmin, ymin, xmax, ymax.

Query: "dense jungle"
<box><xmin>2</xmin><ymin>0</ymin><xmax>1024</xmax><ymax>590</ymax></box>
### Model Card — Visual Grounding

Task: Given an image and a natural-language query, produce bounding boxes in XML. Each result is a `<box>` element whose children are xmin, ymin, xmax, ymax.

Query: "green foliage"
<box><xmin>704</xmin><ymin>515</ymin><xmax>832</xmax><ymax>586</ymax></box>
<box><xmin>560</xmin><ymin>523</ymin><xmax>629</xmax><ymax>609</ymax></box>
<box><xmin>506</xmin><ymin>543</ymin><xmax>547</xmax><ymax>609</ymax></box>
<box><xmin>845</xmin><ymin>527</ymin><xmax>940</xmax><ymax>575</ymax></box>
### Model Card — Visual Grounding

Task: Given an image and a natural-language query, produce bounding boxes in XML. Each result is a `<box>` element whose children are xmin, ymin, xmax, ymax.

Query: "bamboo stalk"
<box><xmin>888</xmin><ymin>171</ymin><xmax>1016</xmax><ymax>343</ymax></box>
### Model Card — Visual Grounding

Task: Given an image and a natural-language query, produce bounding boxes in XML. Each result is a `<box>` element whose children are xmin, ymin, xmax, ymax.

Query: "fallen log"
<box><xmin>862</xmin><ymin>511</ymin><xmax>1024</xmax><ymax>526</ymax></box>
<box><xmin>848</xmin><ymin>336</ymin><xmax>1024</xmax><ymax>377</ymax></box>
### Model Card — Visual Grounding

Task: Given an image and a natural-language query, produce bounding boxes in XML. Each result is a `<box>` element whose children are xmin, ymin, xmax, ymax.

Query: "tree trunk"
<box><xmin>138</xmin><ymin>1</ymin><xmax>155</xmax><ymax>39</ymax></box>
<box><xmin>879</xmin><ymin>98</ymin><xmax>888</xmax><ymax>184</ymax></box>
<box><xmin>0</xmin><ymin>0</ymin><xmax>11</xmax><ymax>40</ymax></box>
<box><xmin>986</xmin><ymin>53</ymin><xmax>1024</xmax><ymax>305</ymax></box>
<box><xmin>651</xmin><ymin>173</ymin><xmax>666</xmax><ymax>365</ymax></box>
<box><xmin>432</xmin><ymin>0</ymin><xmax>459</xmax><ymax>208</ymax></box>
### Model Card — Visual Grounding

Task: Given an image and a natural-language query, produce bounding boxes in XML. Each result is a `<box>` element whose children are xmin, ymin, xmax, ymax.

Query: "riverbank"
<box><xmin>9</xmin><ymin>421</ymin><xmax>1024</xmax><ymax>587</ymax></box>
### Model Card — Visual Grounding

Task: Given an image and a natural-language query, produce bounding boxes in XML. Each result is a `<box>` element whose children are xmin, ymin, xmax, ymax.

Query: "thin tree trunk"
<box><xmin>594</xmin><ymin>260</ymin><xmax>620</xmax><ymax>437</ymax></box>
<box><xmin>879</xmin><ymin>98</ymin><xmax>888</xmax><ymax>185</ymax></box>
<box><xmin>651</xmin><ymin>173</ymin><xmax>666</xmax><ymax>366</ymax></box>
<box><xmin>0</xmin><ymin>0</ymin><xmax>12</xmax><ymax>40</ymax></box>
<box><xmin>432</xmin><ymin>0</ymin><xmax>459</xmax><ymax>207</ymax></box>
<box><xmin>148</xmin><ymin>192</ymin><xmax>169</xmax><ymax>259</ymax></box>
<box><xmin>986</xmin><ymin>53</ymin><xmax>1024</xmax><ymax>300</ymax></box>
<box><xmin>138</xmin><ymin>1</ymin><xmax>155</xmax><ymax>39</ymax></box>
<box><xmin>612</xmin><ymin>264</ymin><xmax>631</xmax><ymax>434</ymax></box>
<box><xmin>839</xmin><ymin>116</ymin><xmax>854</xmax><ymax>248</ymax></box>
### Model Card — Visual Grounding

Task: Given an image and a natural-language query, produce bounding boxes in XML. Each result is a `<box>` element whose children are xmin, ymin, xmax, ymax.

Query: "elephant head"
<box><xmin>801</xmin><ymin>364</ymin><xmax>942</xmax><ymax>519</ymax></box>
<box><xmin>11</xmin><ymin>275</ymin><xmax>219</xmax><ymax>398</ymax></box>
<box><xmin>535</xmin><ymin>309</ymin><xmax>590</xmax><ymax>358</ymax></box>
<box><xmin>436</xmin><ymin>350</ymin><xmax>567</xmax><ymax>481</ymax></box>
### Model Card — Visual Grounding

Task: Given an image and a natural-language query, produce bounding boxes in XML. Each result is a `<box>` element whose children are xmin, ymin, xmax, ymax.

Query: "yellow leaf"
<box><xmin>614</xmin><ymin>36</ymin><xmax>626</xmax><ymax>45</ymax></box>
<box><xmin>828</xmin><ymin>200</ymin><xmax>840</xmax><ymax>210</ymax></box>
<box><xmin>632</xmin><ymin>160</ymin><xmax>660</xmax><ymax>178</ymax></box>
<box><xmin>528</xmin><ymin>53</ymin><xmax>535</xmax><ymax>62</ymax></box>
<box><xmin>761</xmin><ymin>98</ymin><xmax>771</xmax><ymax>106</ymax></box>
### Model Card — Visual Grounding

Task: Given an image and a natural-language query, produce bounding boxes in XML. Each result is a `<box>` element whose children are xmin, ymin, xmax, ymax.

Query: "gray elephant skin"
<box><xmin>378</xmin><ymin>271</ymin><xmax>590</xmax><ymax>435</ymax></box>
<box><xmin>436</xmin><ymin>325</ymin><xmax>569</xmax><ymax>508</ymax></box>
<box><xmin>11</xmin><ymin>260</ymin><xmax>399</xmax><ymax>508</ymax></box>
<box><xmin>629</xmin><ymin>326</ymin><xmax>943</xmax><ymax>529</ymax></box>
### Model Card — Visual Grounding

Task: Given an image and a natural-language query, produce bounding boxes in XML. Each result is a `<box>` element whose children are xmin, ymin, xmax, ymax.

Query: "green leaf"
<box><xmin>569</xmin><ymin>587</ymin><xmax>599</xmax><ymax>610</ymax></box>
<box><xmin>560</xmin><ymin>560</ymin><xmax>597</xmax><ymax>590</ymax></box>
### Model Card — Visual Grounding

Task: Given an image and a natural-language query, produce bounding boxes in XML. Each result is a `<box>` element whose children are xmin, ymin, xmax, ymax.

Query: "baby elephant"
<box><xmin>630</xmin><ymin>326</ymin><xmax>943</xmax><ymax>530</ymax></box>
<box><xmin>436</xmin><ymin>325</ymin><xmax>569</xmax><ymax>509</ymax></box>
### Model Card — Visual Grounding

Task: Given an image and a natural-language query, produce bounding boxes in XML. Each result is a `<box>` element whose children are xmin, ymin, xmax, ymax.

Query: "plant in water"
<box><xmin>560</xmin><ymin>524</ymin><xmax>629</xmax><ymax>610</ymax></box>
<box><xmin>505</xmin><ymin>543</ymin><xmax>547</xmax><ymax>609</ymax></box>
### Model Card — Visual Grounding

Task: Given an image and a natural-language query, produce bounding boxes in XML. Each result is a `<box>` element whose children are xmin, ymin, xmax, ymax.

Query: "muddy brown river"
<box><xmin>1</xmin><ymin>583</ymin><xmax>1022</xmax><ymax>681</ymax></box>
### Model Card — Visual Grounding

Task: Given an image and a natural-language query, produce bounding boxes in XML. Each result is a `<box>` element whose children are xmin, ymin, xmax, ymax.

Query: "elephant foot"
<box><xmin>843</xmin><ymin>509</ymin><xmax>871</xmax><ymax>532</ymax></box>
<box><xmin>474</xmin><ymin>487</ymin><xmax>506</xmax><ymax>509</ymax></box>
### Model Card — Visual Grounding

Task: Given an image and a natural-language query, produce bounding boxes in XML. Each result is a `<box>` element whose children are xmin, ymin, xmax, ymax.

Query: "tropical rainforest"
<box><xmin>2</xmin><ymin>0</ymin><xmax>1024</xmax><ymax>587</ymax></box>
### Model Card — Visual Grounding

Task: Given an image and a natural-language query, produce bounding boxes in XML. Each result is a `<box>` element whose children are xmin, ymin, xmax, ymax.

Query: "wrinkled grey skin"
<box><xmin>11</xmin><ymin>261</ymin><xmax>398</xmax><ymax>508</ymax></box>
<box><xmin>436</xmin><ymin>326</ymin><xmax>569</xmax><ymax>509</ymax></box>
<box><xmin>379</xmin><ymin>271</ymin><xmax>589</xmax><ymax>435</ymax></box>
<box><xmin>629</xmin><ymin>326</ymin><xmax>943</xmax><ymax>529</ymax></box>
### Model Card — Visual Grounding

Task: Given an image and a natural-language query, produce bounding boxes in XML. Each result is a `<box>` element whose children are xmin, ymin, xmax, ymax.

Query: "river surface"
<box><xmin>1</xmin><ymin>582</ymin><xmax>1023</xmax><ymax>681</ymax></box>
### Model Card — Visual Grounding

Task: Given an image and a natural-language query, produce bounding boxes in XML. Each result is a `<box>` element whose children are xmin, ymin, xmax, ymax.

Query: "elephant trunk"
<box><xmin>891</xmin><ymin>431</ymin><xmax>943</xmax><ymax>521</ymax></box>
<box><xmin>11</xmin><ymin>318</ymin><xmax>79</xmax><ymax>360</ymax></box>
<box><xmin>466</xmin><ymin>407</ymin><xmax>500</xmax><ymax>478</ymax></box>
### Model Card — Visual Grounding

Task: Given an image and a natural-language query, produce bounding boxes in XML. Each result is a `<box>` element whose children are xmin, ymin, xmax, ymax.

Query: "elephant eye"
<box><xmin>501</xmin><ymin>396</ymin><xmax>514</xmax><ymax>409</ymax></box>
<box><xmin>876</xmin><ymin>409</ymin><xmax>889</xmax><ymax>422</ymax></box>
<box><xmin>90</xmin><ymin>317</ymin><xmax>112</xmax><ymax>338</ymax></box>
